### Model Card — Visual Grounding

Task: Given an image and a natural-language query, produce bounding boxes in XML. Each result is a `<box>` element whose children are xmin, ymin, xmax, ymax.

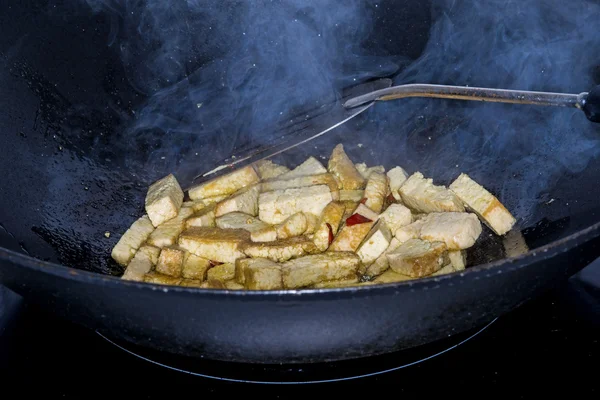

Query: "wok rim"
<box><xmin>1</xmin><ymin>218</ymin><xmax>599</xmax><ymax>299</ymax></box>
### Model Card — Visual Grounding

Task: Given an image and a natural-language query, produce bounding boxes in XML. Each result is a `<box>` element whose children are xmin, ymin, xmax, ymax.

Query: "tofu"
<box><xmin>340</xmin><ymin>201</ymin><xmax>359</xmax><ymax>219</ymax></box>
<box><xmin>431</xmin><ymin>264</ymin><xmax>456</xmax><ymax>277</ymax></box>
<box><xmin>418</xmin><ymin>212</ymin><xmax>482</xmax><ymax>250</ymax></box>
<box><xmin>188</xmin><ymin>164</ymin><xmax>260</xmax><ymax>200</ymax></box>
<box><xmin>304</xmin><ymin>212</ymin><xmax>319</xmax><ymax>235</ymax></box>
<box><xmin>144</xmin><ymin>174</ymin><xmax>184</xmax><ymax>227</ymax></box>
<box><xmin>200</xmin><ymin>194</ymin><xmax>230</xmax><ymax>206</ymax></box>
<box><xmin>364</xmin><ymin>237</ymin><xmax>403</xmax><ymax>277</ymax></box>
<box><xmin>258</xmin><ymin>184</ymin><xmax>333</xmax><ymax>224</ymax></box>
<box><xmin>339</xmin><ymin>190</ymin><xmax>364</xmax><ymax>202</ymax></box>
<box><xmin>182</xmin><ymin>253</ymin><xmax>211</xmax><ymax>280</ymax></box>
<box><xmin>448</xmin><ymin>250</ymin><xmax>467</xmax><ymax>271</ymax></box>
<box><xmin>398</xmin><ymin>172</ymin><xmax>465</xmax><ymax>213</ymax></box>
<box><xmin>386</xmin><ymin>238</ymin><xmax>447</xmax><ymax>278</ymax></box>
<box><xmin>206</xmin><ymin>263</ymin><xmax>235</xmax><ymax>282</ymax></box>
<box><xmin>356</xmin><ymin>220</ymin><xmax>392</xmax><ymax>265</ymax></box>
<box><xmin>216</xmin><ymin>212</ymin><xmax>270</xmax><ymax>233</ymax></box>
<box><xmin>235</xmin><ymin>257</ymin><xmax>253</xmax><ymax>284</ymax></box>
<box><xmin>180</xmin><ymin>279</ymin><xmax>204</xmax><ymax>288</ymax></box>
<box><xmin>355</xmin><ymin>163</ymin><xmax>385</xmax><ymax>179</ymax></box>
<box><xmin>143</xmin><ymin>272</ymin><xmax>182</xmax><ymax>286</ymax></box>
<box><xmin>214</xmin><ymin>184</ymin><xmax>259</xmax><ymax>217</ymax></box>
<box><xmin>387</xmin><ymin>166</ymin><xmax>409</xmax><ymax>201</ymax></box>
<box><xmin>200</xmin><ymin>279</ymin><xmax>226</xmax><ymax>289</ymax></box>
<box><xmin>379</xmin><ymin>203</ymin><xmax>413</xmax><ymax>233</ymax></box>
<box><xmin>372</xmin><ymin>269</ymin><xmax>414</xmax><ymax>284</ymax></box>
<box><xmin>281</xmin><ymin>251</ymin><xmax>361</xmax><ymax>289</ymax></box>
<box><xmin>255</xmin><ymin>159</ymin><xmax>290</xmax><ymax>179</ymax></box>
<box><xmin>121</xmin><ymin>245</ymin><xmax>160</xmax><ymax>281</ymax></box>
<box><xmin>250</xmin><ymin>226</ymin><xmax>278</xmax><ymax>243</ymax></box>
<box><xmin>155</xmin><ymin>246</ymin><xmax>186</xmax><ymax>277</ymax></box>
<box><xmin>224</xmin><ymin>280</ymin><xmax>245</xmax><ymax>290</ymax></box>
<box><xmin>182</xmin><ymin>200</ymin><xmax>208</xmax><ymax>212</ymax></box>
<box><xmin>311</xmin><ymin>275</ymin><xmax>360</xmax><ymax>288</ymax></box>
<box><xmin>147</xmin><ymin>207</ymin><xmax>194</xmax><ymax>248</ymax></box>
<box><xmin>327</xmin><ymin>144</ymin><xmax>366</xmax><ymax>190</ymax></box>
<box><xmin>363</xmin><ymin>172</ymin><xmax>388</xmax><ymax>213</ymax></box>
<box><xmin>178</xmin><ymin>227</ymin><xmax>250</xmax><ymax>263</ymax></box>
<box><xmin>313</xmin><ymin>201</ymin><xmax>346</xmax><ymax>251</ymax></box>
<box><xmin>276</xmin><ymin>212</ymin><xmax>308</xmax><ymax>239</ymax></box>
<box><xmin>111</xmin><ymin>215</ymin><xmax>155</xmax><ymax>266</ymax></box>
<box><xmin>329</xmin><ymin>204</ymin><xmax>379</xmax><ymax>252</ymax></box>
<box><xmin>394</xmin><ymin>219</ymin><xmax>426</xmax><ymax>243</ymax></box>
<box><xmin>260</xmin><ymin>173</ymin><xmax>340</xmax><ymax>200</ymax></box>
<box><xmin>278</xmin><ymin>156</ymin><xmax>327</xmax><ymax>179</ymax></box>
<box><xmin>241</xmin><ymin>236</ymin><xmax>319</xmax><ymax>262</ymax></box>
<box><xmin>449</xmin><ymin>173</ymin><xmax>516</xmax><ymax>236</ymax></box>
<box><xmin>185</xmin><ymin>204</ymin><xmax>216</xmax><ymax>229</ymax></box>
<box><xmin>243</xmin><ymin>258</ymin><xmax>282</xmax><ymax>290</ymax></box>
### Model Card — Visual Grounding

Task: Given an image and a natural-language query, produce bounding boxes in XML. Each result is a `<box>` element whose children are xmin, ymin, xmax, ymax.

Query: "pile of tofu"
<box><xmin>111</xmin><ymin>143</ymin><xmax>517</xmax><ymax>290</ymax></box>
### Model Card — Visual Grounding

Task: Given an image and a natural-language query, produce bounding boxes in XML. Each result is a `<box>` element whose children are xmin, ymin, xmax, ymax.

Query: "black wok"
<box><xmin>1</xmin><ymin>0</ymin><xmax>600</xmax><ymax>364</ymax></box>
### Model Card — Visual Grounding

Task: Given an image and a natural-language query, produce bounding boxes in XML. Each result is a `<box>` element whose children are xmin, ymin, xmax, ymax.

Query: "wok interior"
<box><xmin>1</xmin><ymin>0</ymin><xmax>600</xmax><ymax>278</ymax></box>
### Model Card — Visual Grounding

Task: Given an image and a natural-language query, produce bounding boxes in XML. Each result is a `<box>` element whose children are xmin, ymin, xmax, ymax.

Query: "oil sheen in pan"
<box><xmin>96</xmin><ymin>318</ymin><xmax>496</xmax><ymax>384</ymax></box>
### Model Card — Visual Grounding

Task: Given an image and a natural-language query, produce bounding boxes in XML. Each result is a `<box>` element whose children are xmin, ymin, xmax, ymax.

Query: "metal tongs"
<box><xmin>343</xmin><ymin>83</ymin><xmax>600</xmax><ymax>122</ymax></box>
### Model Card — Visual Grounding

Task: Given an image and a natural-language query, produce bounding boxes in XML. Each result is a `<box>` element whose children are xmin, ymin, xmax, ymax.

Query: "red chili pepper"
<box><xmin>345</xmin><ymin>213</ymin><xmax>373</xmax><ymax>226</ymax></box>
<box><xmin>386</xmin><ymin>193</ymin><xmax>395</xmax><ymax>204</ymax></box>
<box><xmin>209</xmin><ymin>260</ymin><xmax>223</xmax><ymax>267</ymax></box>
<box><xmin>326</xmin><ymin>223</ymin><xmax>334</xmax><ymax>245</ymax></box>
<box><xmin>360</xmin><ymin>197</ymin><xmax>368</xmax><ymax>204</ymax></box>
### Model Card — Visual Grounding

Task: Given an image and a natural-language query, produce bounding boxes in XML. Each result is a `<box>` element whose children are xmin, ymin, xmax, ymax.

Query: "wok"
<box><xmin>1</xmin><ymin>0</ymin><xmax>600</xmax><ymax>364</ymax></box>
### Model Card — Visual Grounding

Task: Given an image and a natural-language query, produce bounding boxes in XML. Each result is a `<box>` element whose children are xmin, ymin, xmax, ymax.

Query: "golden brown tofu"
<box><xmin>363</xmin><ymin>172</ymin><xmax>388</xmax><ymax>213</ymax></box>
<box><xmin>310</xmin><ymin>275</ymin><xmax>360</xmax><ymax>288</ymax></box>
<box><xmin>281</xmin><ymin>251</ymin><xmax>361</xmax><ymax>289</ymax></box>
<box><xmin>399</xmin><ymin>172</ymin><xmax>465</xmax><ymax>213</ymax></box>
<box><xmin>155</xmin><ymin>246</ymin><xmax>186</xmax><ymax>277</ymax></box>
<box><xmin>386</xmin><ymin>238</ymin><xmax>447</xmax><ymax>278</ymax></box>
<box><xmin>254</xmin><ymin>159</ymin><xmax>290</xmax><ymax>180</ymax></box>
<box><xmin>206</xmin><ymin>262</ymin><xmax>235</xmax><ymax>282</ymax></box>
<box><xmin>431</xmin><ymin>264</ymin><xmax>456</xmax><ymax>277</ymax></box>
<box><xmin>214</xmin><ymin>184</ymin><xmax>259</xmax><ymax>217</ymax></box>
<box><xmin>145</xmin><ymin>174</ymin><xmax>184</xmax><ymax>227</ymax></box>
<box><xmin>243</xmin><ymin>258</ymin><xmax>283</xmax><ymax>290</ymax></box>
<box><xmin>111</xmin><ymin>215</ymin><xmax>156</xmax><ymax>266</ymax></box>
<box><xmin>200</xmin><ymin>194</ymin><xmax>230</xmax><ymax>206</ymax></box>
<box><xmin>146</xmin><ymin>207</ymin><xmax>194</xmax><ymax>248</ymax></box>
<box><xmin>181</xmin><ymin>199</ymin><xmax>209</xmax><ymax>212</ymax></box>
<box><xmin>136</xmin><ymin>245</ymin><xmax>161</xmax><ymax>265</ymax></box>
<box><xmin>258</xmin><ymin>184</ymin><xmax>333</xmax><ymax>224</ymax></box>
<box><xmin>121</xmin><ymin>245</ymin><xmax>161</xmax><ymax>281</ymax></box>
<box><xmin>276</xmin><ymin>212</ymin><xmax>308</xmax><ymax>239</ymax></box>
<box><xmin>313</xmin><ymin>201</ymin><xmax>347</xmax><ymax>252</ymax></box>
<box><xmin>448</xmin><ymin>250</ymin><xmax>467</xmax><ymax>271</ymax></box>
<box><xmin>200</xmin><ymin>279</ymin><xmax>226</xmax><ymax>289</ymax></box>
<box><xmin>418</xmin><ymin>212</ymin><xmax>482</xmax><ymax>250</ymax></box>
<box><xmin>241</xmin><ymin>236</ymin><xmax>319</xmax><ymax>262</ymax></box>
<box><xmin>372</xmin><ymin>269</ymin><xmax>414</xmax><ymax>284</ymax></box>
<box><xmin>449</xmin><ymin>173</ymin><xmax>516</xmax><ymax>236</ymax></box>
<box><xmin>178</xmin><ymin>227</ymin><xmax>250</xmax><ymax>263</ymax></box>
<box><xmin>363</xmin><ymin>237</ymin><xmax>403</xmax><ymax>278</ymax></box>
<box><xmin>277</xmin><ymin>156</ymin><xmax>327</xmax><ymax>179</ymax></box>
<box><xmin>355</xmin><ymin>163</ymin><xmax>386</xmax><ymax>179</ymax></box>
<box><xmin>234</xmin><ymin>257</ymin><xmax>253</xmax><ymax>284</ymax></box>
<box><xmin>304</xmin><ymin>212</ymin><xmax>319</xmax><ymax>235</ymax></box>
<box><xmin>340</xmin><ymin>201</ymin><xmax>359</xmax><ymax>220</ymax></box>
<box><xmin>327</xmin><ymin>144</ymin><xmax>366</xmax><ymax>190</ymax></box>
<box><xmin>182</xmin><ymin>253</ymin><xmax>211</xmax><ymax>280</ymax></box>
<box><xmin>260</xmin><ymin>173</ymin><xmax>340</xmax><ymax>200</ymax></box>
<box><xmin>339</xmin><ymin>190</ymin><xmax>365</xmax><ymax>202</ymax></box>
<box><xmin>250</xmin><ymin>226</ymin><xmax>278</xmax><ymax>242</ymax></box>
<box><xmin>180</xmin><ymin>279</ymin><xmax>204</xmax><ymax>288</ymax></box>
<box><xmin>215</xmin><ymin>212</ymin><xmax>270</xmax><ymax>233</ymax></box>
<box><xmin>188</xmin><ymin>164</ymin><xmax>260</xmax><ymax>200</ymax></box>
<box><xmin>143</xmin><ymin>272</ymin><xmax>182</xmax><ymax>286</ymax></box>
<box><xmin>224</xmin><ymin>280</ymin><xmax>245</xmax><ymax>290</ymax></box>
<box><xmin>185</xmin><ymin>204</ymin><xmax>216</xmax><ymax>229</ymax></box>
<box><xmin>329</xmin><ymin>204</ymin><xmax>379</xmax><ymax>252</ymax></box>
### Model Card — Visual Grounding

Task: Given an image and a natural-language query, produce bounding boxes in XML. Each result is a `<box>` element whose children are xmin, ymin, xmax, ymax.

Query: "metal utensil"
<box><xmin>343</xmin><ymin>83</ymin><xmax>600</xmax><ymax>122</ymax></box>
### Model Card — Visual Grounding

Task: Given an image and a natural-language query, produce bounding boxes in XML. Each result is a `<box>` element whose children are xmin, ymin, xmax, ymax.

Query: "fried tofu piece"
<box><xmin>185</xmin><ymin>204</ymin><xmax>216</xmax><ymax>229</ymax></box>
<box><xmin>431</xmin><ymin>264</ymin><xmax>456</xmax><ymax>277</ymax></box>
<box><xmin>379</xmin><ymin>203</ymin><xmax>412</xmax><ymax>233</ymax></box>
<box><xmin>241</xmin><ymin>236</ymin><xmax>318</xmax><ymax>262</ymax></box>
<box><xmin>182</xmin><ymin>200</ymin><xmax>209</xmax><ymax>213</ymax></box>
<box><xmin>356</xmin><ymin>220</ymin><xmax>392</xmax><ymax>265</ymax></box>
<box><xmin>143</xmin><ymin>272</ymin><xmax>182</xmax><ymax>286</ymax></box>
<box><xmin>313</xmin><ymin>201</ymin><xmax>346</xmax><ymax>251</ymax></box>
<box><xmin>364</xmin><ymin>237</ymin><xmax>403</xmax><ymax>277</ymax></box>
<box><xmin>255</xmin><ymin>159</ymin><xmax>290</xmax><ymax>180</ymax></box>
<box><xmin>155</xmin><ymin>246</ymin><xmax>186</xmax><ymax>277</ymax></box>
<box><xmin>200</xmin><ymin>279</ymin><xmax>226</xmax><ymax>289</ymax></box>
<box><xmin>327</xmin><ymin>144</ymin><xmax>366</xmax><ymax>190</ymax></box>
<box><xmin>311</xmin><ymin>275</ymin><xmax>360</xmax><ymax>288</ymax></box>
<box><xmin>386</xmin><ymin>238</ymin><xmax>447</xmax><ymax>278</ymax></box>
<box><xmin>340</xmin><ymin>201</ymin><xmax>359</xmax><ymax>219</ymax></box>
<box><xmin>449</xmin><ymin>173</ymin><xmax>516</xmax><ymax>236</ymax></box>
<box><xmin>363</xmin><ymin>172</ymin><xmax>388</xmax><ymax>213</ymax></box>
<box><xmin>339</xmin><ymin>190</ymin><xmax>364</xmax><ymax>202</ymax></box>
<box><xmin>448</xmin><ymin>250</ymin><xmax>467</xmax><ymax>271</ymax></box>
<box><xmin>188</xmin><ymin>165</ymin><xmax>260</xmax><ymax>200</ymax></box>
<box><xmin>355</xmin><ymin>163</ymin><xmax>385</xmax><ymax>179</ymax></box>
<box><xmin>178</xmin><ymin>227</ymin><xmax>250</xmax><ymax>263</ymax></box>
<box><xmin>503</xmin><ymin>229</ymin><xmax>529</xmax><ymax>258</ymax></box>
<box><xmin>304</xmin><ymin>212</ymin><xmax>319</xmax><ymax>235</ymax></box>
<box><xmin>147</xmin><ymin>207</ymin><xmax>194</xmax><ymax>248</ymax></box>
<box><xmin>387</xmin><ymin>166</ymin><xmax>409</xmax><ymax>201</ymax></box>
<box><xmin>418</xmin><ymin>212</ymin><xmax>482</xmax><ymax>250</ymax></box>
<box><xmin>216</xmin><ymin>212</ymin><xmax>270</xmax><ymax>233</ymax></box>
<box><xmin>121</xmin><ymin>245</ymin><xmax>161</xmax><ymax>281</ymax></box>
<box><xmin>214</xmin><ymin>184</ymin><xmax>259</xmax><ymax>217</ymax></box>
<box><xmin>260</xmin><ymin>173</ymin><xmax>340</xmax><ymax>200</ymax></box>
<box><xmin>224</xmin><ymin>280</ymin><xmax>245</xmax><ymax>290</ymax></box>
<box><xmin>372</xmin><ymin>269</ymin><xmax>414</xmax><ymax>284</ymax></box>
<box><xmin>242</xmin><ymin>258</ymin><xmax>282</xmax><ymax>290</ymax></box>
<box><xmin>206</xmin><ymin>262</ymin><xmax>235</xmax><ymax>282</ymax></box>
<box><xmin>234</xmin><ymin>257</ymin><xmax>253</xmax><ymax>284</ymax></box>
<box><xmin>250</xmin><ymin>226</ymin><xmax>278</xmax><ymax>243</ymax></box>
<box><xmin>258</xmin><ymin>184</ymin><xmax>333</xmax><ymax>224</ymax></box>
<box><xmin>276</xmin><ymin>212</ymin><xmax>308</xmax><ymax>239</ymax></box>
<box><xmin>111</xmin><ymin>215</ymin><xmax>156</xmax><ymax>266</ymax></box>
<box><xmin>394</xmin><ymin>219</ymin><xmax>426</xmax><ymax>243</ymax></box>
<box><xmin>278</xmin><ymin>156</ymin><xmax>327</xmax><ymax>179</ymax></box>
<box><xmin>180</xmin><ymin>279</ymin><xmax>204</xmax><ymax>288</ymax></box>
<box><xmin>399</xmin><ymin>172</ymin><xmax>464</xmax><ymax>213</ymax></box>
<box><xmin>200</xmin><ymin>194</ymin><xmax>230</xmax><ymax>206</ymax></box>
<box><xmin>182</xmin><ymin>253</ymin><xmax>211</xmax><ymax>280</ymax></box>
<box><xmin>145</xmin><ymin>174</ymin><xmax>184</xmax><ymax>227</ymax></box>
<box><xmin>281</xmin><ymin>251</ymin><xmax>361</xmax><ymax>289</ymax></box>
<box><xmin>329</xmin><ymin>204</ymin><xmax>379</xmax><ymax>252</ymax></box>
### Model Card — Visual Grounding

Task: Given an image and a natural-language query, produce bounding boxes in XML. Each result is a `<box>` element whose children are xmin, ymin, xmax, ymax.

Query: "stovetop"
<box><xmin>0</xmin><ymin>261</ymin><xmax>598</xmax><ymax>395</ymax></box>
